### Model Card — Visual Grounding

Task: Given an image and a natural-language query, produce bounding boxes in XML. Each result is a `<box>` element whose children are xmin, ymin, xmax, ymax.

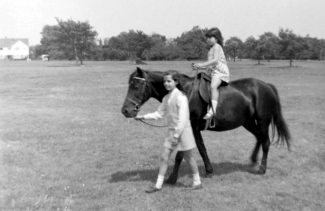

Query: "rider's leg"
<box><xmin>204</xmin><ymin>77</ymin><xmax>222</xmax><ymax>119</ymax></box>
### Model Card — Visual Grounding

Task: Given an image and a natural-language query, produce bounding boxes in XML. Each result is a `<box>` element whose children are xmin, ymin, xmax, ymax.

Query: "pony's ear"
<box><xmin>136</xmin><ymin>67</ymin><xmax>145</xmax><ymax>78</ymax></box>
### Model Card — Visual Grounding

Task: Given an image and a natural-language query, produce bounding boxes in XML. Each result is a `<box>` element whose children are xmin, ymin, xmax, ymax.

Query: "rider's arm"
<box><xmin>194</xmin><ymin>44</ymin><xmax>221</xmax><ymax>69</ymax></box>
<box><xmin>196</xmin><ymin>59</ymin><xmax>218</xmax><ymax>69</ymax></box>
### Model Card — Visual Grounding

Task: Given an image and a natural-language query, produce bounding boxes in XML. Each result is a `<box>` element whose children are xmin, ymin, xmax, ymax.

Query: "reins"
<box><xmin>137</xmin><ymin>119</ymin><xmax>168</xmax><ymax>128</ymax></box>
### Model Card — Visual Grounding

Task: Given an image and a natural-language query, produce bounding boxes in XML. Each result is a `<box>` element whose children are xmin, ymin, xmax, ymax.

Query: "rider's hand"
<box><xmin>192</xmin><ymin>63</ymin><xmax>201</xmax><ymax>70</ymax></box>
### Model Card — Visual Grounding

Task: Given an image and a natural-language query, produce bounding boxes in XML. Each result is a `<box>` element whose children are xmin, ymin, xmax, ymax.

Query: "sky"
<box><xmin>1</xmin><ymin>0</ymin><xmax>325</xmax><ymax>45</ymax></box>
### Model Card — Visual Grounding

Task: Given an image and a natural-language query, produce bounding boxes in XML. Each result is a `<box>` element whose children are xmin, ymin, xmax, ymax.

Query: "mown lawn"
<box><xmin>0</xmin><ymin>60</ymin><xmax>324</xmax><ymax>210</ymax></box>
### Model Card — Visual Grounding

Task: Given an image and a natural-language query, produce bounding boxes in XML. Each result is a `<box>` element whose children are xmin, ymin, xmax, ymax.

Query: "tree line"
<box><xmin>31</xmin><ymin>19</ymin><xmax>325</xmax><ymax>66</ymax></box>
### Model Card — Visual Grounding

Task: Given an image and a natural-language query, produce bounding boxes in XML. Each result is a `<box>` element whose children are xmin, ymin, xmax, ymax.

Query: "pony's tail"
<box><xmin>268</xmin><ymin>83</ymin><xmax>291</xmax><ymax>150</ymax></box>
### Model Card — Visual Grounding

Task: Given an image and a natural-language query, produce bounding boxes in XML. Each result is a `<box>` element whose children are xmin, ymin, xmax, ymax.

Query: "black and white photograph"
<box><xmin>1</xmin><ymin>0</ymin><xmax>324</xmax><ymax>210</ymax></box>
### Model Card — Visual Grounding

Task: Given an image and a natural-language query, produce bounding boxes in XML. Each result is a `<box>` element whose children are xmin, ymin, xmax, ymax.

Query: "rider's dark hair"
<box><xmin>205</xmin><ymin>27</ymin><xmax>224</xmax><ymax>47</ymax></box>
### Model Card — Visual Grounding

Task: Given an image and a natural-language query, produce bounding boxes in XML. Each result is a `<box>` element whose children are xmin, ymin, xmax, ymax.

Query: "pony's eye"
<box><xmin>135</xmin><ymin>82</ymin><xmax>145</xmax><ymax>89</ymax></box>
<box><xmin>130</xmin><ymin>81</ymin><xmax>139</xmax><ymax>88</ymax></box>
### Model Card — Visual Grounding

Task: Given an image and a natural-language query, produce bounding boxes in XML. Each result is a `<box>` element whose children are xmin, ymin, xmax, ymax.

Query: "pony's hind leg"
<box><xmin>254</xmin><ymin>121</ymin><xmax>271</xmax><ymax>174</ymax></box>
<box><xmin>257</xmin><ymin>126</ymin><xmax>271</xmax><ymax>174</ymax></box>
<box><xmin>251</xmin><ymin>141</ymin><xmax>261</xmax><ymax>164</ymax></box>
<box><xmin>243</xmin><ymin>119</ymin><xmax>260</xmax><ymax>165</ymax></box>
<box><xmin>243</xmin><ymin>119</ymin><xmax>270</xmax><ymax>174</ymax></box>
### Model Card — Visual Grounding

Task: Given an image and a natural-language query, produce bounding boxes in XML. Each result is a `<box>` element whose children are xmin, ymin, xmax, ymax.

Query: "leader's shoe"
<box><xmin>187</xmin><ymin>183</ymin><xmax>203</xmax><ymax>190</ymax></box>
<box><xmin>145</xmin><ymin>186</ymin><xmax>162</xmax><ymax>193</ymax></box>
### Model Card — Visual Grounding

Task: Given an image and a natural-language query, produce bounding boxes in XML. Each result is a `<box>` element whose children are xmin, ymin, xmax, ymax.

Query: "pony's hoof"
<box><xmin>257</xmin><ymin>166</ymin><xmax>266</xmax><ymax>174</ymax></box>
<box><xmin>204</xmin><ymin>172</ymin><xmax>213</xmax><ymax>178</ymax></box>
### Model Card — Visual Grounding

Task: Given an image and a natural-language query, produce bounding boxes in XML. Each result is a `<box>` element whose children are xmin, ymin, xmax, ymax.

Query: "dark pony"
<box><xmin>121</xmin><ymin>67</ymin><xmax>291</xmax><ymax>183</ymax></box>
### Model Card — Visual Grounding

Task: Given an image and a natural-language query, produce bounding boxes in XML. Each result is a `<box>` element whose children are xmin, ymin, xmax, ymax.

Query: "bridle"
<box><xmin>126</xmin><ymin>76</ymin><xmax>155</xmax><ymax>112</ymax></box>
<box><xmin>126</xmin><ymin>76</ymin><xmax>167</xmax><ymax>127</ymax></box>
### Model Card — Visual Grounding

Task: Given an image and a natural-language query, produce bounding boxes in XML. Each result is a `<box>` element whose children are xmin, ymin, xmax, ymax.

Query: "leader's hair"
<box><xmin>164</xmin><ymin>70</ymin><xmax>186</xmax><ymax>93</ymax></box>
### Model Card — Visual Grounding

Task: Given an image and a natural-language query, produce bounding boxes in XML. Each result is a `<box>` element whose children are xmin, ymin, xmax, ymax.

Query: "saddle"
<box><xmin>196</xmin><ymin>72</ymin><xmax>228</xmax><ymax>104</ymax></box>
<box><xmin>195</xmin><ymin>72</ymin><xmax>228</xmax><ymax>129</ymax></box>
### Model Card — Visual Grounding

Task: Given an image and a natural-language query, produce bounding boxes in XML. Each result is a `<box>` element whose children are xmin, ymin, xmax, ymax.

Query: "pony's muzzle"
<box><xmin>121</xmin><ymin>107</ymin><xmax>131</xmax><ymax>117</ymax></box>
<box><xmin>121</xmin><ymin>106</ymin><xmax>138</xmax><ymax>118</ymax></box>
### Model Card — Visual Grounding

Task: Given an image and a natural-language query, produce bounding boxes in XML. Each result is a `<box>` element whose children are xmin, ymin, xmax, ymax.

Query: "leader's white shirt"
<box><xmin>143</xmin><ymin>88</ymin><xmax>196</xmax><ymax>151</ymax></box>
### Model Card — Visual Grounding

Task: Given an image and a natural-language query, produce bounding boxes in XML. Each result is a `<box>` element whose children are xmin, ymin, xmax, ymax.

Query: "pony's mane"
<box><xmin>145</xmin><ymin>70</ymin><xmax>194</xmax><ymax>94</ymax></box>
<box><xmin>179</xmin><ymin>73</ymin><xmax>194</xmax><ymax>80</ymax></box>
<box><xmin>129</xmin><ymin>68</ymin><xmax>194</xmax><ymax>85</ymax></box>
<box><xmin>145</xmin><ymin>69</ymin><xmax>194</xmax><ymax>80</ymax></box>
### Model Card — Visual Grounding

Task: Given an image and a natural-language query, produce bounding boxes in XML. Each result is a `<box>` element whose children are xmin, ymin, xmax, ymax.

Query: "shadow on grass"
<box><xmin>109</xmin><ymin>161</ymin><xmax>254</xmax><ymax>183</ymax></box>
<box><xmin>211</xmin><ymin>162</ymin><xmax>254</xmax><ymax>176</ymax></box>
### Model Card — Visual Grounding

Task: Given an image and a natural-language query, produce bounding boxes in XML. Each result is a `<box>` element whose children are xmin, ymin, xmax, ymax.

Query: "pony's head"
<box><xmin>121</xmin><ymin>67</ymin><xmax>156</xmax><ymax>118</ymax></box>
<box><xmin>121</xmin><ymin>67</ymin><xmax>193</xmax><ymax>118</ymax></box>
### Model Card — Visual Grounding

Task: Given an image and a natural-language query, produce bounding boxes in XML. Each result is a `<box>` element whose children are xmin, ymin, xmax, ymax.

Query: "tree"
<box><xmin>104</xmin><ymin>36</ymin><xmax>129</xmax><ymax>60</ymax></box>
<box><xmin>244</xmin><ymin>32</ymin><xmax>280</xmax><ymax>64</ymax></box>
<box><xmin>124</xmin><ymin>30</ymin><xmax>153</xmax><ymax>59</ymax></box>
<box><xmin>319</xmin><ymin>39</ymin><xmax>325</xmax><ymax>60</ymax></box>
<box><xmin>243</xmin><ymin>36</ymin><xmax>264</xmax><ymax>64</ymax></box>
<box><xmin>55</xmin><ymin>18</ymin><xmax>98</xmax><ymax>64</ymax></box>
<box><xmin>175</xmin><ymin>26</ymin><xmax>208</xmax><ymax>60</ymax></box>
<box><xmin>143</xmin><ymin>34</ymin><xmax>184</xmax><ymax>60</ymax></box>
<box><xmin>143</xmin><ymin>34</ymin><xmax>167</xmax><ymax>60</ymax></box>
<box><xmin>242</xmin><ymin>36</ymin><xmax>256</xmax><ymax>59</ymax></box>
<box><xmin>29</xmin><ymin>44</ymin><xmax>47</xmax><ymax>59</ymax></box>
<box><xmin>105</xmin><ymin>30</ymin><xmax>152</xmax><ymax>60</ymax></box>
<box><xmin>224</xmin><ymin>37</ymin><xmax>243</xmax><ymax>61</ymax></box>
<box><xmin>40</xmin><ymin>25</ymin><xmax>69</xmax><ymax>59</ymax></box>
<box><xmin>298</xmin><ymin>36</ymin><xmax>325</xmax><ymax>60</ymax></box>
<box><xmin>278</xmin><ymin>29</ymin><xmax>303</xmax><ymax>67</ymax></box>
<box><xmin>258</xmin><ymin>32</ymin><xmax>280</xmax><ymax>61</ymax></box>
<box><xmin>163</xmin><ymin>40</ymin><xmax>184</xmax><ymax>60</ymax></box>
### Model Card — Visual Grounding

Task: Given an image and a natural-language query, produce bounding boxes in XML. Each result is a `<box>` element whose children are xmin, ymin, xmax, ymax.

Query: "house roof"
<box><xmin>0</xmin><ymin>38</ymin><xmax>29</xmax><ymax>48</ymax></box>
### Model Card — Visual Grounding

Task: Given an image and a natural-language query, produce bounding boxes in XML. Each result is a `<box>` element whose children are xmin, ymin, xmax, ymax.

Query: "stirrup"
<box><xmin>204</xmin><ymin>116</ymin><xmax>216</xmax><ymax>130</ymax></box>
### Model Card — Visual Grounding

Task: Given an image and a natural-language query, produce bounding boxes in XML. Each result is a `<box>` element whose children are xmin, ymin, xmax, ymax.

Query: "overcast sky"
<box><xmin>1</xmin><ymin>0</ymin><xmax>325</xmax><ymax>45</ymax></box>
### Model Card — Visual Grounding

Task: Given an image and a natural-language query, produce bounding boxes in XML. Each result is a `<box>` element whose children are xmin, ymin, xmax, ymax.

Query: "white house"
<box><xmin>0</xmin><ymin>38</ymin><xmax>29</xmax><ymax>60</ymax></box>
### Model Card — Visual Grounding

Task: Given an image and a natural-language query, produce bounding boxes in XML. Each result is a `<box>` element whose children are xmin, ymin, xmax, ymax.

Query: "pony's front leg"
<box><xmin>165</xmin><ymin>151</ymin><xmax>184</xmax><ymax>184</ymax></box>
<box><xmin>193</xmin><ymin>123</ymin><xmax>213</xmax><ymax>177</ymax></box>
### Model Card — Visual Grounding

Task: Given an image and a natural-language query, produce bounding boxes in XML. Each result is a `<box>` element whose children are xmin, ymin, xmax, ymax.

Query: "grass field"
<box><xmin>0</xmin><ymin>60</ymin><xmax>324</xmax><ymax>210</ymax></box>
